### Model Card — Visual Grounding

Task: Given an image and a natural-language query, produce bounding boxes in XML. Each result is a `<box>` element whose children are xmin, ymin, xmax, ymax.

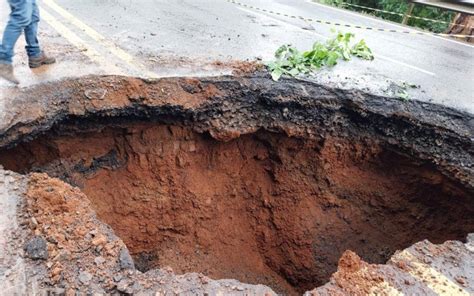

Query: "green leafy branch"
<box><xmin>267</xmin><ymin>32</ymin><xmax>374</xmax><ymax>81</ymax></box>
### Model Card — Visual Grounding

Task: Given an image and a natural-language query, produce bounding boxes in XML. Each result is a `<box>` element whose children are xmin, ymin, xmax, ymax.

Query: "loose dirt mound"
<box><xmin>2</xmin><ymin>123</ymin><xmax>473</xmax><ymax>295</ymax></box>
<box><xmin>21</xmin><ymin>173</ymin><xmax>275</xmax><ymax>295</ymax></box>
<box><xmin>308</xmin><ymin>238</ymin><xmax>474</xmax><ymax>295</ymax></box>
<box><xmin>24</xmin><ymin>173</ymin><xmax>125</xmax><ymax>288</ymax></box>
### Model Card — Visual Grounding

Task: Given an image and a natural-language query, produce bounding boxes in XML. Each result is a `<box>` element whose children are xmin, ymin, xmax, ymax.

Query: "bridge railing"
<box><xmin>403</xmin><ymin>1</ymin><xmax>474</xmax><ymax>24</ymax></box>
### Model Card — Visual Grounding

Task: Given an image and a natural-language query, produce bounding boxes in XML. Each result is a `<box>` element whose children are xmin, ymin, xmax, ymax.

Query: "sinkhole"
<box><xmin>2</xmin><ymin>124</ymin><xmax>473</xmax><ymax>294</ymax></box>
<box><xmin>0</xmin><ymin>76</ymin><xmax>472</xmax><ymax>295</ymax></box>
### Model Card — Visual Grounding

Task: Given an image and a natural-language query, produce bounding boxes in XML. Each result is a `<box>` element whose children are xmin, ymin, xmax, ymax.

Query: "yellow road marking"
<box><xmin>369</xmin><ymin>280</ymin><xmax>404</xmax><ymax>296</ymax></box>
<box><xmin>394</xmin><ymin>250</ymin><xmax>469</xmax><ymax>296</ymax></box>
<box><xmin>40</xmin><ymin>8</ymin><xmax>124</xmax><ymax>75</ymax></box>
<box><xmin>42</xmin><ymin>0</ymin><xmax>157</xmax><ymax>78</ymax></box>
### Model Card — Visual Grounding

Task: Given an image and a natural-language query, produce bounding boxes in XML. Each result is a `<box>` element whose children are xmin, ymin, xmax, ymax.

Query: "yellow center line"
<box><xmin>42</xmin><ymin>0</ymin><xmax>158</xmax><ymax>78</ymax></box>
<box><xmin>368</xmin><ymin>280</ymin><xmax>405</xmax><ymax>296</ymax></box>
<box><xmin>40</xmin><ymin>8</ymin><xmax>125</xmax><ymax>75</ymax></box>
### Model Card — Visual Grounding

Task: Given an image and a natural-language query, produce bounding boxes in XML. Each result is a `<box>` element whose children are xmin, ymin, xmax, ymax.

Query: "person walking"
<box><xmin>0</xmin><ymin>0</ymin><xmax>56</xmax><ymax>84</ymax></box>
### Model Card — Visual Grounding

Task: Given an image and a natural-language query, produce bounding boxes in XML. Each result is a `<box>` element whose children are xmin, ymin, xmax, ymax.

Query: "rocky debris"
<box><xmin>467</xmin><ymin>233</ymin><xmax>474</xmax><ymax>243</ymax></box>
<box><xmin>119</xmin><ymin>247</ymin><xmax>135</xmax><ymax>270</ymax></box>
<box><xmin>0</xmin><ymin>170</ymin><xmax>30</xmax><ymax>294</ymax></box>
<box><xmin>84</xmin><ymin>88</ymin><xmax>107</xmax><ymax>100</ymax></box>
<box><xmin>24</xmin><ymin>236</ymin><xmax>48</xmax><ymax>260</ymax></box>
<box><xmin>307</xmin><ymin>238</ymin><xmax>474</xmax><ymax>295</ymax></box>
<box><xmin>15</xmin><ymin>173</ymin><xmax>277</xmax><ymax>295</ymax></box>
<box><xmin>94</xmin><ymin>256</ymin><xmax>106</xmax><ymax>265</ymax></box>
<box><xmin>78</xmin><ymin>271</ymin><xmax>93</xmax><ymax>285</ymax></box>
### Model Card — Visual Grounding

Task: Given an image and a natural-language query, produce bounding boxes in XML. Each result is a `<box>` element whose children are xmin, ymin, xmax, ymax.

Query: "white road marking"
<box><xmin>376</xmin><ymin>55</ymin><xmax>435</xmax><ymax>76</ymax></box>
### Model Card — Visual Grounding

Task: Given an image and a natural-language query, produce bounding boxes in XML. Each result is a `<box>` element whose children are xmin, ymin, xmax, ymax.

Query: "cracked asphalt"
<box><xmin>0</xmin><ymin>0</ymin><xmax>473</xmax><ymax>113</ymax></box>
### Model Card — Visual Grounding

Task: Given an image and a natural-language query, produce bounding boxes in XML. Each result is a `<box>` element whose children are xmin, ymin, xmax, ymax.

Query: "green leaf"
<box><xmin>397</xmin><ymin>90</ymin><xmax>410</xmax><ymax>101</ymax></box>
<box><xmin>288</xmin><ymin>68</ymin><xmax>300</xmax><ymax>76</ymax></box>
<box><xmin>267</xmin><ymin>31</ymin><xmax>374</xmax><ymax>82</ymax></box>
<box><xmin>275</xmin><ymin>45</ymin><xmax>289</xmax><ymax>59</ymax></box>
<box><xmin>266</xmin><ymin>61</ymin><xmax>277</xmax><ymax>70</ymax></box>
<box><xmin>271</xmin><ymin>69</ymin><xmax>284</xmax><ymax>81</ymax></box>
<box><xmin>351</xmin><ymin>39</ymin><xmax>374</xmax><ymax>60</ymax></box>
<box><xmin>342</xmin><ymin>49</ymin><xmax>351</xmax><ymax>61</ymax></box>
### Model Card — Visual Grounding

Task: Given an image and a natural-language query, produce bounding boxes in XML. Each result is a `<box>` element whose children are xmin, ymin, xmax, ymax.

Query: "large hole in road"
<box><xmin>1</xmin><ymin>122</ymin><xmax>472</xmax><ymax>295</ymax></box>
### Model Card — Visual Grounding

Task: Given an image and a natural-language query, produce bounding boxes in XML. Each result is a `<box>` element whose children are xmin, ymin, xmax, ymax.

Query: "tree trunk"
<box><xmin>447</xmin><ymin>13</ymin><xmax>473</xmax><ymax>43</ymax></box>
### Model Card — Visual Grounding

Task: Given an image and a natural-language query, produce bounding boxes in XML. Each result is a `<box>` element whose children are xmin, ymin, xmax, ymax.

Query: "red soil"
<box><xmin>1</xmin><ymin>124</ymin><xmax>473</xmax><ymax>294</ymax></box>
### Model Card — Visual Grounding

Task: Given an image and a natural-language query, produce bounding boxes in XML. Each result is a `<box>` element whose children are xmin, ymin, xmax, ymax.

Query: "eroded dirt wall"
<box><xmin>1</xmin><ymin>123</ymin><xmax>472</xmax><ymax>294</ymax></box>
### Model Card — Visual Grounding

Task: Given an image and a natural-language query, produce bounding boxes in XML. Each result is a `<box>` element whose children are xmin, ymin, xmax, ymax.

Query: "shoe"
<box><xmin>29</xmin><ymin>52</ymin><xmax>56</xmax><ymax>68</ymax></box>
<box><xmin>0</xmin><ymin>63</ymin><xmax>19</xmax><ymax>84</ymax></box>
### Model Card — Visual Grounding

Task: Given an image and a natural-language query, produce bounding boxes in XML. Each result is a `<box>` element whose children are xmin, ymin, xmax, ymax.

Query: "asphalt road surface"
<box><xmin>0</xmin><ymin>0</ymin><xmax>473</xmax><ymax>112</ymax></box>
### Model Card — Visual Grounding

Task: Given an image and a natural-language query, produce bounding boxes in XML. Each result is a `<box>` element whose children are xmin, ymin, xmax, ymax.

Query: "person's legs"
<box><xmin>26</xmin><ymin>0</ymin><xmax>56</xmax><ymax>68</ymax></box>
<box><xmin>0</xmin><ymin>0</ymin><xmax>34</xmax><ymax>64</ymax></box>
<box><xmin>0</xmin><ymin>0</ymin><xmax>32</xmax><ymax>84</ymax></box>
<box><xmin>24</xmin><ymin>0</ymin><xmax>41</xmax><ymax>58</ymax></box>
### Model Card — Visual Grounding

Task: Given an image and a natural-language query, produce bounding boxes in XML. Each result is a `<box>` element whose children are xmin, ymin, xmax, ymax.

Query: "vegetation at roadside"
<box><xmin>318</xmin><ymin>0</ymin><xmax>454</xmax><ymax>33</ymax></box>
<box><xmin>267</xmin><ymin>31</ymin><xmax>374</xmax><ymax>81</ymax></box>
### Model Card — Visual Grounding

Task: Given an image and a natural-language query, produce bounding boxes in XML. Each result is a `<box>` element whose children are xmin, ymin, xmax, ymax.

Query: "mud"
<box><xmin>0</xmin><ymin>74</ymin><xmax>473</xmax><ymax>295</ymax></box>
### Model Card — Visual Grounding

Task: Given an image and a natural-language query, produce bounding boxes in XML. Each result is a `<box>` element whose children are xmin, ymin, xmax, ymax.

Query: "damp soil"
<box><xmin>1</xmin><ymin>122</ymin><xmax>473</xmax><ymax>295</ymax></box>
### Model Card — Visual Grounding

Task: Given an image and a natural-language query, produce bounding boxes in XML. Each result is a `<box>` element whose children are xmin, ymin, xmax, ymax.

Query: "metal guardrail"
<box><xmin>341</xmin><ymin>1</ymin><xmax>472</xmax><ymax>28</ymax></box>
<box><xmin>404</xmin><ymin>1</ymin><xmax>473</xmax><ymax>26</ymax></box>
<box><xmin>408</xmin><ymin>1</ymin><xmax>474</xmax><ymax>17</ymax></box>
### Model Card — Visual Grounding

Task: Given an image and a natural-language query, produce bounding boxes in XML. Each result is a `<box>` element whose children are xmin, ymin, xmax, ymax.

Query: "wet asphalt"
<box><xmin>0</xmin><ymin>0</ymin><xmax>473</xmax><ymax>112</ymax></box>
